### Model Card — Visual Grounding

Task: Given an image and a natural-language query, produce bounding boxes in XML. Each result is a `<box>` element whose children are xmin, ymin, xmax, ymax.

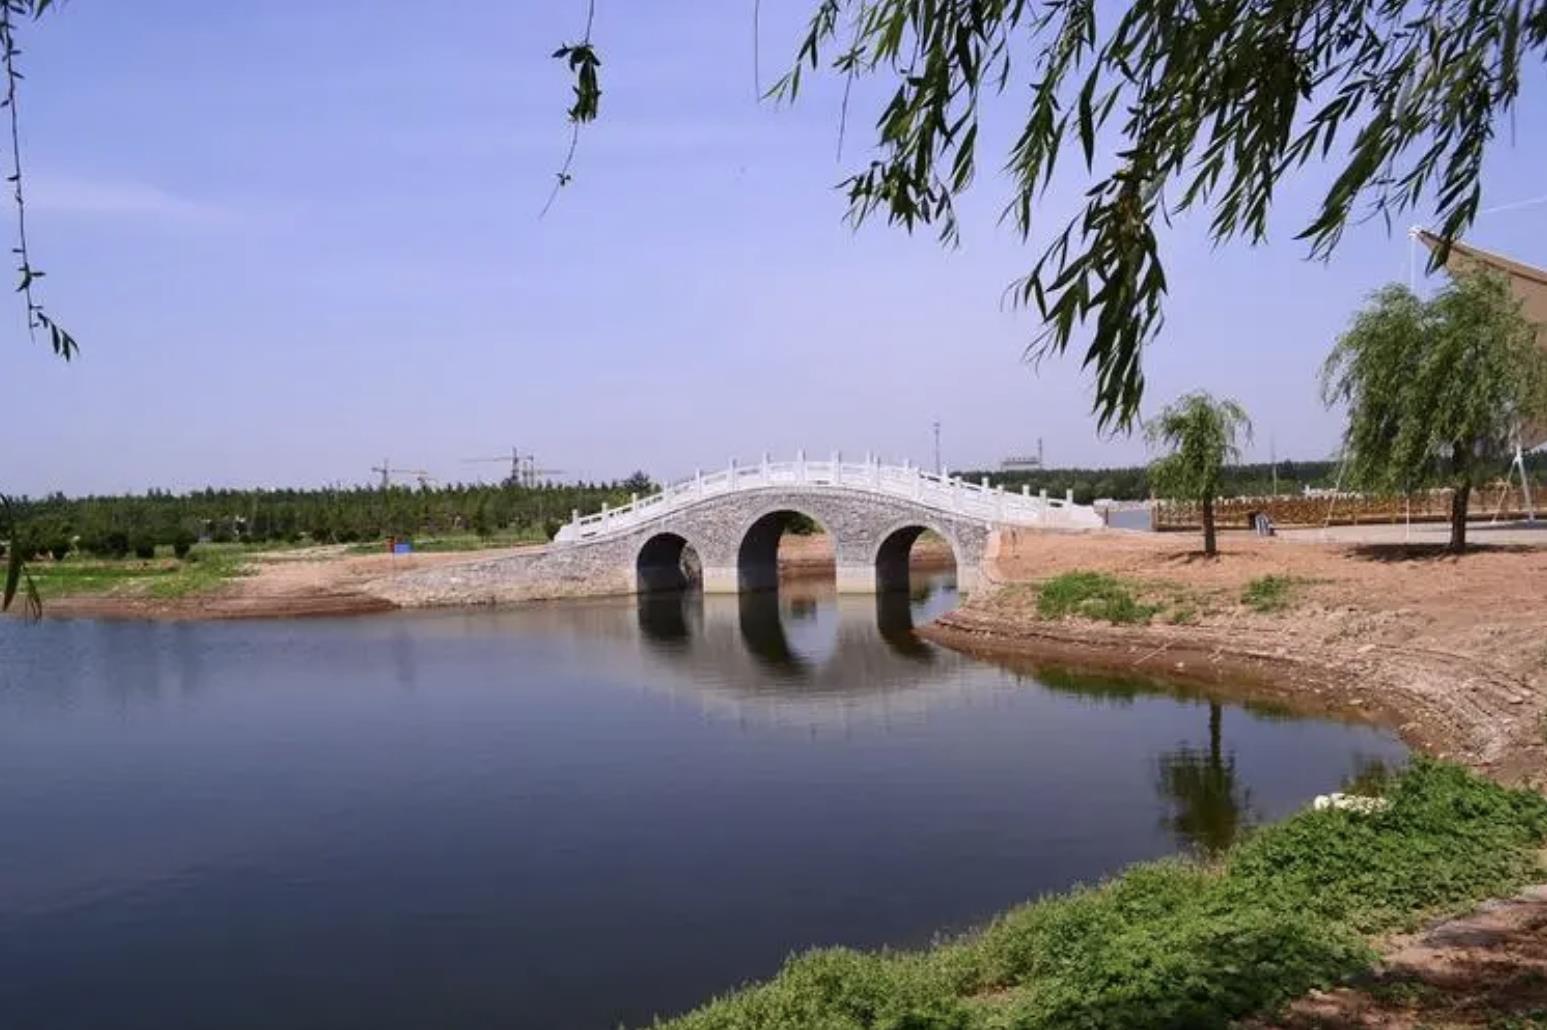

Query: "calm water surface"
<box><xmin>0</xmin><ymin>577</ymin><xmax>1405</xmax><ymax>1029</ymax></box>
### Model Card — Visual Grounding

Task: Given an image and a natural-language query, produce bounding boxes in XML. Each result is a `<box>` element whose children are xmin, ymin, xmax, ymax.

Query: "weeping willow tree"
<box><xmin>1146</xmin><ymin>392</ymin><xmax>1253</xmax><ymax>556</ymax></box>
<box><xmin>1322</xmin><ymin>273</ymin><xmax>1547</xmax><ymax>553</ymax></box>
<box><xmin>552</xmin><ymin>0</ymin><xmax>1547</xmax><ymax>430</ymax></box>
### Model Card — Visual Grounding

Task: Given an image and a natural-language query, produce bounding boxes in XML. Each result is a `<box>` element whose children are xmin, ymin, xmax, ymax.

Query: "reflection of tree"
<box><xmin>1156</xmin><ymin>703</ymin><xmax>1252</xmax><ymax>857</ymax></box>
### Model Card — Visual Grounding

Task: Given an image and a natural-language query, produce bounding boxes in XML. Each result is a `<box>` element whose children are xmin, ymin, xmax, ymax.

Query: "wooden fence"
<box><xmin>1152</xmin><ymin>485</ymin><xmax>1537</xmax><ymax>531</ymax></box>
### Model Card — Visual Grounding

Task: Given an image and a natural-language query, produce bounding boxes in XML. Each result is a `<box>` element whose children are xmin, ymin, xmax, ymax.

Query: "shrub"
<box><xmin>543</xmin><ymin>518</ymin><xmax>565</xmax><ymax>542</ymax></box>
<box><xmin>83</xmin><ymin>529</ymin><xmax>130</xmax><ymax>559</ymax></box>
<box><xmin>46</xmin><ymin>534</ymin><xmax>72</xmax><ymax>561</ymax></box>
<box><xmin>171</xmin><ymin>528</ymin><xmax>197</xmax><ymax>560</ymax></box>
<box><xmin>1242</xmin><ymin>575</ymin><xmax>1295</xmax><ymax>613</ymax></box>
<box><xmin>130</xmin><ymin>533</ymin><xmax>157</xmax><ymax>560</ymax></box>
<box><xmin>210</xmin><ymin>526</ymin><xmax>235</xmax><ymax>545</ymax></box>
<box><xmin>1036</xmin><ymin>571</ymin><xmax>1158</xmax><ymax>624</ymax></box>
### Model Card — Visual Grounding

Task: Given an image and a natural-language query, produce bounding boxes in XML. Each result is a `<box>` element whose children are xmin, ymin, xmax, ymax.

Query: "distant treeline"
<box><xmin>6</xmin><ymin>474</ymin><xmax>655</xmax><ymax>559</ymax></box>
<box><xmin>12</xmin><ymin>449</ymin><xmax>1547</xmax><ymax>558</ymax></box>
<box><xmin>965</xmin><ymin>452</ymin><xmax>1547</xmax><ymax>506</ymax></box>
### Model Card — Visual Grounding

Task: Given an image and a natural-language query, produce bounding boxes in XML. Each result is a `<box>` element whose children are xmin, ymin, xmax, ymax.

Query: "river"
<box><xmin>0</xmin><ymin>575</ymin><xmax>1405</xmax><ymax>1029</ymax></box>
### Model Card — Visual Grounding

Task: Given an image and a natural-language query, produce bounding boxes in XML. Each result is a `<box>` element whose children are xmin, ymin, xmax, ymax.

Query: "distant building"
<box><xmin>1000</xmin><ymin>438</ymin><xmax>1046</xmax><ymax>472</ymax></box>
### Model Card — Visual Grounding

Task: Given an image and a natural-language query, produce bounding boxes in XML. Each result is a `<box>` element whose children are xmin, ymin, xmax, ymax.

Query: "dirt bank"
<box><xmin>923</xmin><ymin>528</ymin><xmax>1547</xmax><ymax>785</ymax></box>
<box><xmin>41</xmin><ymin>547</ymin><xmax>523</xmax><ymax>620</ymax></box>
<box><xmin>40</xmin><ymin>533</ymin><xmax>954</xmax><ymax>621</ymax></box>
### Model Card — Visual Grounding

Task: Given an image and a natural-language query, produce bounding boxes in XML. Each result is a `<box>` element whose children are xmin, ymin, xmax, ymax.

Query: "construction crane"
<box><xmin>371</xmin><ymin>459</ymin><xmax>432</xmax><ymax>490</ymax></box>
<box><xmin>463</xmin><ymin>446</ymin><xmax>527</xmax><ymax>484</ymax></box>
<box><xmin>463</xmin><ymin>447</ymin><xmax>565</xmax><ymax>488</ymax></box>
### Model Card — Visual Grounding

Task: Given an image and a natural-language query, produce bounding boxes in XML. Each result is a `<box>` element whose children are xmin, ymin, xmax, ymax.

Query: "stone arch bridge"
<box><xmin>378</xmin><ymin>455</ymin><xmax>1102</xmax><ymax>606</ymax></box>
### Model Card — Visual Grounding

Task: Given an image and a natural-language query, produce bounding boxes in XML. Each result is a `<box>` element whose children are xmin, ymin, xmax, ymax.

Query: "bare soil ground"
<box><xmin>1250</xmin><ymin>885</ymin><xmax>1547</xmax><ymax>1029</ymax></box>
<box><xmin>42</xmin><ymin>546</ymin><xmax>535</xmax><ymax>620</ymax></box>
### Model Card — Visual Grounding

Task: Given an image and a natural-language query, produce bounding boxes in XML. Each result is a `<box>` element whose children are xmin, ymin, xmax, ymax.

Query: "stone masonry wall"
<box><xmin>369</xmin><ymin>486</ymin><xmax>993</xmax><ymax>607</ymax></box>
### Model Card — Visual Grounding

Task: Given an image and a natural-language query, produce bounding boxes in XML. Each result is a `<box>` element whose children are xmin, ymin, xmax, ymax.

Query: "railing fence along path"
<box><xmin>556</xmin><ymin>452</ymin><xmax>1101</xmax><ymax>543</ymax></box>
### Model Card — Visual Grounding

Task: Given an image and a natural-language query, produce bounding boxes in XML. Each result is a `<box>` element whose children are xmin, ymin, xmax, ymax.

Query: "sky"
<box><xmin>3</xmin><ymin>1</ymin><xmax>1546</xmax><ymax>497</ymax></box>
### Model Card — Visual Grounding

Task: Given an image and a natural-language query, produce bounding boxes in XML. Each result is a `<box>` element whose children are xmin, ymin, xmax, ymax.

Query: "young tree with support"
<box><xmin>1146</xmin><ymin>393</ymin><xmax>1253</xmax><ymax>557</ymax></box>
<box><xmin>1322</xmin><ymin>273</ymin><xmax>1547</xmax><ymax>554</ymax></box>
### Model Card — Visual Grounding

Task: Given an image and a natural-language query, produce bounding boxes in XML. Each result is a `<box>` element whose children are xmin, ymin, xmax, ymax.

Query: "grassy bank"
<box><xmin>652</xmin><ymin>762</ymin><xmax>1547</xmax><ymax>1029</ymax></box>
<box><xmin>24</xmin><ymin>549</ymin><xmax>250</xmax><ymax>602</ymax></box>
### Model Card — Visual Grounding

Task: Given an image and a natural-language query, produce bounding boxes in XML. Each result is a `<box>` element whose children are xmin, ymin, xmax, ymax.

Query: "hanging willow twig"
<box><xmin>2</xmin><ymin>1</ymin><xmax>71</xmax><ymax>618</ymax></box>
<box><xmin>0</xmin><ymin>0</ymin><xmax>74</xmax><ymax>360</ymax></box>
<box><xmin>540</xmin><ymin>0</ymin><xmax>601</xmax><ymax>218</ymax></box>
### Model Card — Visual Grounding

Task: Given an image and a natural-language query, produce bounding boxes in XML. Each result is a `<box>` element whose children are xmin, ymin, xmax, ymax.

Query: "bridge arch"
<box><xmin>735</xmin><ymin>507</ymin><xmax>832</xmax><ymax>592</ymax></box>
<box><xmin>635</xmin><ymin>531</ymin><xmax>703</xmax><ymax>594</ymax></box>
<box><xmin>871</xmin><ymin>519</ymin><xmax>963</xmax><ymax>594</ymax></box>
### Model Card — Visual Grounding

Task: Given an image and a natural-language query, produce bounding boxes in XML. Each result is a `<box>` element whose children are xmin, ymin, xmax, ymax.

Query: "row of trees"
<box><xmin>6</xmin><ymin>474</ymin><xmax>656</xmax><ymax>562</ymax></box>
<box><xmin>1151</xmin><ymin>272</ymin><xmax>1547</xmax><ymax>555</ymax></box>
<box><xmin>962</xmin><ymin>460</ymin><xmax>1347</xmax><ymax>507</ymax></box>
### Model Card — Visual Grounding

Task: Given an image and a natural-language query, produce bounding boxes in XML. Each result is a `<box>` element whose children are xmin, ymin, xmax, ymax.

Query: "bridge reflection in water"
<box><xmin>625</xmin><ymin>572</ymin><xmax>978</xmax><ymax>728</ymax></box>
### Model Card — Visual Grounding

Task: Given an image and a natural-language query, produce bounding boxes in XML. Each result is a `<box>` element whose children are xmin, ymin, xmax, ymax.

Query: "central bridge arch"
<box><xmin>872</xmin><ymin>520</ymin><xmax>962</xmax><ymax>594</ymax></box>
<box><xmin>735</xmin><ymin>508</ymin><xmax>832</xmax><ymax>592</ymax></box>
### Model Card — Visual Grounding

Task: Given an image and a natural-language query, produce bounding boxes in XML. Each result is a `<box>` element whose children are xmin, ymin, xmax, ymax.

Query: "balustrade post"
<box><xmin>797</xmin><ymin>449</ymin><xmax>807</xmax><ymax>483</ymax></box>
<box><xmin>997</xmin><ymin>485</ymin><xmax>1006</xmax><ymax>520</ymax></box>
<box><xmin>872</xmin><ymin>457</ymin><xmax>881</xmax><ymax>488</ymax></box>
<box><xmin>571</xmin><ymin>508</ymin><xmax>579</xmax><ymax>525</ymax></box>
<box><xmin>761</xmin><ymin>452</ymin><xmax>770</xmax><ymax>481</ymax></box>
<box><xmin>631</xmin><ymin>492</ymin><xmax>638</xmax><ymax>508</ymax></box>
<box><xmin>600</xmin><ymin>501</ymin><xmax>610</xmax><ymax>531</ymax></box>
<box><xmin>729</xmin><ymin>458</ymin><xmax>738</xmax><ymax>489</ymax></box>
<box><xmin>695</xmin><ymin>469</ymin><xmax>703</xmax><ymax>495</ymax></box>
<box><xmin>1065</xmin><ymin>488</ymin><xmax>1074</xmax><ymax>505</ymax></box>
<box><xmin>1039</xmin><ymin>488</ymin><xmax>1048</xmax><ymax>517</ymax></box>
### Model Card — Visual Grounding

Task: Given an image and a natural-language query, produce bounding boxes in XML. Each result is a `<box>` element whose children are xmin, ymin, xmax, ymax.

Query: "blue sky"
<box><xmin>4</xmin><ymin>1</ymin><xmax>1546</xmax><ymax>496</ymax></box>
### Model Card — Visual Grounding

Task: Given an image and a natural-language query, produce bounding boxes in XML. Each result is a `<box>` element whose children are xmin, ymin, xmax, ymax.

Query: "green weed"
<box><xmin>22</xmin><ymin>548</ymin><xmax>249</xmax><ymax>602</ymax></box>
<box><xmin>1036</xmin><ymin>571</ymin><xmax>1158</xmax><ymax>625</ymax></box>
<box><xmin>1242</xmin><ymin>574</ymin><xmax>1297</xmax><ymax>613</ymax></box>
<box><xmin>651</xmin><ymin>762</ymin><xmax>1547</xmax><ymax>1030</ymax></box>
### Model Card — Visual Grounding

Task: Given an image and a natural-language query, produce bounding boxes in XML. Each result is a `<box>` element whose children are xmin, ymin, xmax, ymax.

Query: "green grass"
<box><xmin>344</xmin><ymin>528</ymin><xmax>549</xmax><ymax>556</ymax></box>
<box><xmin>1035</xmin><ymin>571</ymin><xmax>1159</xmax><ymax>624</ymax></box>
<box><xmin>24</xmin><ymin>548</ymin><xmax>250</xmax><ymax>602</ymax></box>
<box><xmin>1241</xmin><ymin>574</ymin><xmax>1298</xmax><ymax>613</ymax></box>
<box><xmin>651</xmin><ymin>762</ymin><xmax>1547</xmax><ymax>1029</ymax></box>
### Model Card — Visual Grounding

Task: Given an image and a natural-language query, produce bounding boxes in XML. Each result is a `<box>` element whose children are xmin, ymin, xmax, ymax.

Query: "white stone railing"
<box><xmin>554</xmin><ymin>452</ymin><xmax>1104</xmax><ymax>543</ymax></box>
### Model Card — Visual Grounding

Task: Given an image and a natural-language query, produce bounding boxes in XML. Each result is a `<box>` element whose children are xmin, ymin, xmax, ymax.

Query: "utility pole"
<box><xmin>1270</xmin><ymin>436</ymin><xmax>1279</xmax><ymax>495</ymax></box>
<box><xmin>932</xmin><ymin>418</ymin><xmax>942</xmax><ymax>475</ymax></box>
